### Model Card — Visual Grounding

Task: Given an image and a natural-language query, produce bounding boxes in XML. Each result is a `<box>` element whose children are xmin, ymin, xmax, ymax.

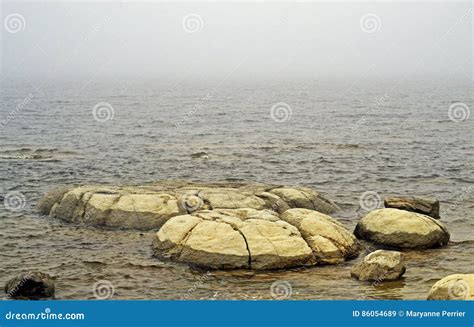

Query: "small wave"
<box><xmin>0</xmin><ymin>148</ymin><xmax>78</xmax><ymax>161</ymax></box>
<box><xmin>0</xmin><ymin>154</ymin><xmax>45</xmax><ymax>160</ymax></box>
<box><xmin>82</xmin><ymin>260</ymin><xmax>107</xmax><ymax>267</ymax></box>
<box><xmin>122</xmin><ymin>261</ymin><xmax>173</xmax><ymax>269</ymax></box>
<box><xmin>335</xmin><ymin>143</ymin><xmax>361</xmax><ymax>149</ymax></box>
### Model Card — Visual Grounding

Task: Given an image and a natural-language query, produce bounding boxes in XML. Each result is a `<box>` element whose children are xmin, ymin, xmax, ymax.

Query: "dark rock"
<box><xmin>384</xmin><ymin>196</ymin><xmax>439</xmax><ymax>219</ymax></box>
<box><xmin>36</xmin><ymin>186</ymin><xmax>70</xmax><ymax>215</ymax></box>
<box><xmin>5</xmin><ymin>272</ymin><xmax>55</xmax><ymax>299</ymax></box>
<box><xmin>190</xmin><ymin>152</ymin><xmax>209</xmax><ymax>160</ymax></box>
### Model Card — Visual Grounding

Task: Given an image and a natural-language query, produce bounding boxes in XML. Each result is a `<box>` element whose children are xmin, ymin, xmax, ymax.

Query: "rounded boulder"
<box><xmin>354</xmin><ymin>208</ymin><xmax>449</xmax><ymax>249</ymax></box>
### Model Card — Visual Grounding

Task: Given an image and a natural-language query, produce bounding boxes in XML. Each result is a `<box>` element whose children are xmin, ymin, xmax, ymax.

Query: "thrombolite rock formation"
<box><xmin>427</xmin><ymin>274</ymin><xmax>474</xmax><ymax>300</ymax></box>
<box><xmin>384</xmin><ymin>196</ymin><xmax>440</xmax><ymax>219</ymax></box>
<box><xmin>354</xmin><ymin>208</ymin><xmax>450</xmax><ymax>249</ymax></box>
<box><xmin>152</xmin><ymin>208</ymin><xmax>361</xmax><ymax>269</ymax></box>
<box><xmin>38</xmin><ymin>181</ymin><xmax>362</xmax><ymax>270</ymax></box>
<box><xmin>351</xmin><ymin>250</ymin><xmax>406</xmax><ymax>281</ymax></box>
<box><xmin>5</xmin><ymin>272</ymin><xmax>55</xmax><ymax>299</ymax></box>
<box><xmin>38</xmin><ymin>181</ymin><xmax>339</xmax><ymax>230</ymax></box>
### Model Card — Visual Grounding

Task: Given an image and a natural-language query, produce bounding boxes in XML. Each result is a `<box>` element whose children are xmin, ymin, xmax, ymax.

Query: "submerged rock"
<box><xmin>354</xmin><ymin>208</ymin><xmax>450</xmax><ymax>249</ymax></box>
<box><xmin>427</xmin><ymin>274</ymin><xmax>474</xmax><ymax>300</ymax></box>
<box><xmin>384</xmin><ymin>196</ymin><xmax>440</xmax><ymax>219</ymax></box>
<box><xmin>39</xmin><ymin>181</ymin><xmax>339</xmax><ymax>230</ymax></box>
<box><xmin>190</xmin><ymin>152</ymin><xmax>210</xmax><ymax>160</ymax></box>
<box><xmin>5</xmin><ymin>272</ymin><xmax>55</xmax><ymax>299</ymax></box>
<box><xmin>351</xmin><ymin>250</ymin><xmax>405</xmax><ymax>281</ymax></box>
<box><xmin>152</xmin><ymin>208</ymin><xmax>360</xmax><ymax>270</ymax></box>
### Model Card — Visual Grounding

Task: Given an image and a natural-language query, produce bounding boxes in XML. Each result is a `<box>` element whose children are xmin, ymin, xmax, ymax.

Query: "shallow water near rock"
<box><xmin>1</xmin><ymin>78</ymin><xmax>473</xmax><ymax>299</ymax></box>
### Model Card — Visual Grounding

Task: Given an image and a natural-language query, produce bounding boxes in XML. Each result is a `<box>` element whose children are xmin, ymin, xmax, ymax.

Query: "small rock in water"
<box><xmin>427</xmin><ymin>274</ymin><xmax>474</xmax><ymax>300</ymax></box>
<box><xmin>5</xmin><ymin>272</ymin><xmax>55</xmax><ymax>299</ymax></box>
<box><xmin>384</xmin><ymin>196</ymin><xmax>440</xmax><ymax>219</ymax></box>
<box><xmin>190</xmin><ymin>152</ymin><xmax>209</xmax><ymax>160</ymax></box>
<box><xmin>351</xmin><ymin>250</ymin><xmax>406</xmax><ymax>281</ymax></box>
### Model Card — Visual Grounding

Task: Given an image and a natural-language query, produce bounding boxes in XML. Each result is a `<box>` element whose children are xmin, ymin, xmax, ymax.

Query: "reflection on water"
<box><xmin>1</xmin><ymin>79</ymin><xmax>473</xmax><ymax>299</ymax></box>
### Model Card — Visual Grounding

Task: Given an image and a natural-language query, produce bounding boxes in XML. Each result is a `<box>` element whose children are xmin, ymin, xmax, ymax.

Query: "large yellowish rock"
<box><xmin>239</xmin><ymin>219</ymin><xmax>315</xmax><ymax>269</ymax></box>
<box><xmin>153</xmin><ymin>214</ymin><xmax>202</xmax><ymax>260</ymax></box>
<box><xmin>49</xmin><ymin>188</ymin><xmax>182</xmax><ymax>230</ymax></box>
<box><xmin>179</xmin><ymin>220</ymin><xmax>249</xmax><ymax>269</ymax></box>
<box><xmin>427</xmin><ymin>274</ymin><xmax>474</xmax><ymax>300</ymax></box>
<box><xmin>281</xmin><ymin>208</ymin><xmax>361</xmax><ymax>264</ymax></box>
<box><xmin>354</xmin><ymin>208</ymin><xmax>450</xmax><ymax>249</ymax></box>
<box><xmin>153</xmin><ymin>208</ymin><xmax>358</xmax><ymax>270</ymax></box>
<box><xmin>40</xmin><ymin>181</ymin><xmax>339</xmax><ymax>230</ymax></box>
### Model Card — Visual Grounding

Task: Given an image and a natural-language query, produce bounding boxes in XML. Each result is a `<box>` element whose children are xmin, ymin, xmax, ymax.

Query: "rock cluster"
<box><xmin>38</xmin><ymin>181</ymin><xmax>339</xmax><ymax>230</ymax></box>
<box><xmin>39</xmin><ymin>181</ymin><xmax>361</xmax><ymax>270</ymax></box>
<box><xmin>32</xmin><ymin>180</ymin><xmax>472</xmax><ymax>301</ymax></box>
<box><xmin>153</xmin><ymin>208</ymin><xmax>361</xmax><ymax>269</ymax></box>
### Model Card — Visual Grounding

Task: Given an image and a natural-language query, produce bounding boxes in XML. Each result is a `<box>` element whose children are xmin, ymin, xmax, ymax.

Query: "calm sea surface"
<box><xmin>1</xmin><ymin>77</ymin><xmax>473</xmax><ymax>299</ymax></box>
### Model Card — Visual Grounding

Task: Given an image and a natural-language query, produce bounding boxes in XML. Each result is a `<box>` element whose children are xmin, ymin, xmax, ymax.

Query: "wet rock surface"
<box><xmin>354</xmin><ymin>208</ymin><xmax>450</xmax><ymax>249</ymax></box>
<box><xmin>427</xmin><ymin>274</ymin><xmax>474</xmax><ymax>300</ymax></box>
<box><xmin>153</xmin><ymin>208</ymin><xmax>360</xmax><ymax>270</ymax></box>
<box><xmin>351</xmin><ymin>250</ymin><xmax>406</xmax><ymax>281</ymax></box>
<box><xmin>5</xmin><ymin>272</ymin><xmax>55</xmax><ymax>299</ymax></box>
<box><xmin>384</xmin><ymin>196</ymin><xmax>440</xmax><ymax>219</ymax></box>
<box><xmin>38</xmin><ymin>181</ymin><xmax>339</xmax><ymax>230</ymax></box>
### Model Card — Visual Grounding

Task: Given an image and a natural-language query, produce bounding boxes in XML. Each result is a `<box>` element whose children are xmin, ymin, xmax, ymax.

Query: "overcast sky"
<box><xmin>1</xmin><ymin>1</ymin><xmax>472</xmax><ymax>81</ymax></box>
